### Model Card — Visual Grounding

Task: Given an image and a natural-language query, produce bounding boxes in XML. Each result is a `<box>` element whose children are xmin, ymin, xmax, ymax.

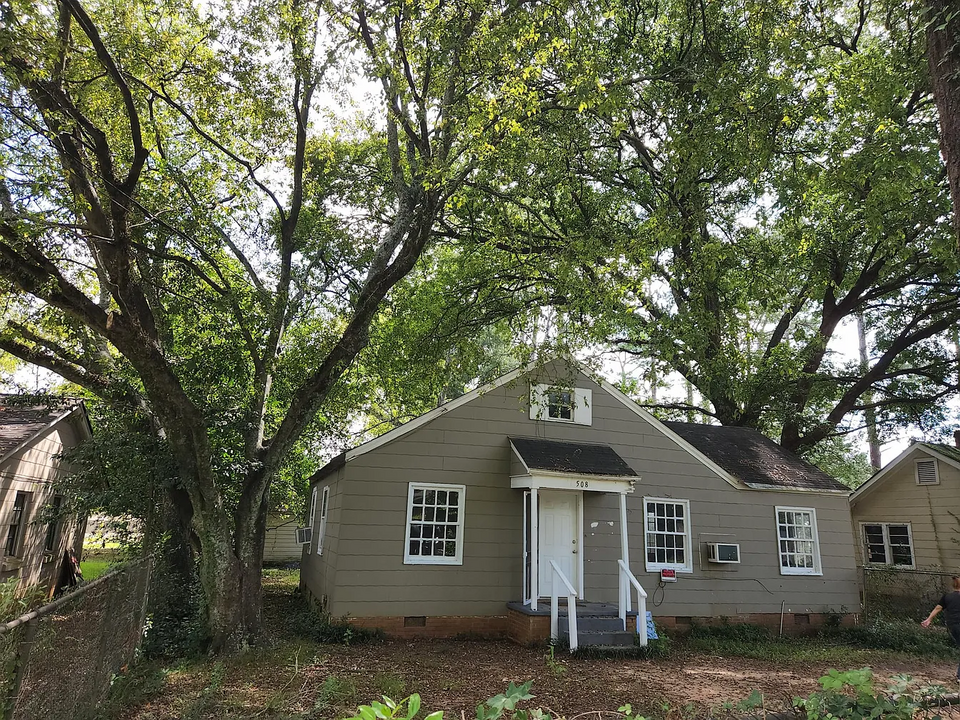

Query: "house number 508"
<box><xmin>576</xmin><ymin>480</ymin><xmax>589</xmax><ymax>488</ymax></box>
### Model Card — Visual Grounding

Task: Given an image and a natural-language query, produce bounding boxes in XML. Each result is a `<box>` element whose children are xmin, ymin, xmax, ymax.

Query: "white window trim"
<box><xmin>860</xmin><ymin>521</ymin><xmax>915</xmax><ymax>569</ymax></box>
<box><xmin>308</xmin><ymin>487</ymin><xmax>318</xmax><ymax>551</ymax></box>
<box><xmin>643</xmin><ymin>496</ymin><xmax>693</xmax><ymax>573</ymax></box>
<box><xmin>529</xmin><ymin>384</ymin><xmax>592</xmax><ymax>426</ymax></box>
<box><xmin>316</xmin><ymin>487</ymin><xmax>329</xmax><ymax>555</ymax></box>
<box><xmin>403</xmin><ymin>482</ymin><xmax>466</xmax><ymax>566</ymax></box>
<box><xmin>775</xmin><ymin>506</ymin><xmax>822</xmax><ymax>576</ymax></box>
<box><xmin>915</xmin><ymin>458</ymin><xmax>940</xmax><ymax>485</ymax></box>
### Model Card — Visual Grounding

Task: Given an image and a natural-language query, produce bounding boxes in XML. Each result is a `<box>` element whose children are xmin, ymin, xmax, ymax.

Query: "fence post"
<box><xmin>3</xmin><ymin>619</ymin><xmax>37</xmax><ymax>720</ymax></box>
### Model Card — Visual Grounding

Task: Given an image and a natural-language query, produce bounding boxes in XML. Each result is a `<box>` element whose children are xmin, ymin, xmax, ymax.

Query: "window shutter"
<box><xmin>916</xmin><ymin>459</ymin><xmax>938</xmax><ymax>485</ymax></box>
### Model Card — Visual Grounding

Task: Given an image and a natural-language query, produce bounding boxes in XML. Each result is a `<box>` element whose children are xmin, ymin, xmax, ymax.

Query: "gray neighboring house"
<box><xmin>0</xmin><ymin>398</ymin><xmax>91</xmax><ymax>594</ymax></box>
<box><xmin>300</xmin><ymin>360</ymin><xmax>860</xmax><ymax>642</ymax></box>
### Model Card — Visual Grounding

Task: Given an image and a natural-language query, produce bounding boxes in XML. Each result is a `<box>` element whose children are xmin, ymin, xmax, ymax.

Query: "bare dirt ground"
<box><xmin>107</xmin><ymin>571</ymin><xmax>960</xmax><ymax>719</ymax></box>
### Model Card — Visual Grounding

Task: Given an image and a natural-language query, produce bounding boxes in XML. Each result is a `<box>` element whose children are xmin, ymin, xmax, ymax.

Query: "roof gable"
<box><xmin>850</xmin><ymin>441</ymin><xmax>960</xmax><ymax>504</ymax></box>
<box><xmin>0</xmin><ymin>398</ymin><xmax>91</xmax><ymax>465</ymax></box>
<box><xmin>309</xmin><ymin>360</ymin><xmax>747</xmax><ymax>488</ymax></box>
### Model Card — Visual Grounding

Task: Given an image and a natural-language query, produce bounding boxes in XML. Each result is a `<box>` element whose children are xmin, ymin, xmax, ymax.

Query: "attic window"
<box><xmin>915</xmin><ymin>459</ymin><xmax>939</xmax><ymax>485</ymax></box>
<box><xmin>529</xmin><ymin>384</ymin><xmax>592</xmax><ymax>426</ymax></box>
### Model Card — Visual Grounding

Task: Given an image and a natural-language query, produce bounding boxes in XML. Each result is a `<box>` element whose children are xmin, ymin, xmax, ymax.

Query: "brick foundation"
<box><xmin>655</xmin><ymin>611</ymin><xmax>859</xmax><ymax>636</ymax></box>
<box><xmin>348</xmin><ymin>615</ymin><xmax>509</xmax><ymax>639</ymax></box>
<box><xmin>326</xmin><ymin>607</ymin><xmax>857</xmax><ymax>642</ymax></box>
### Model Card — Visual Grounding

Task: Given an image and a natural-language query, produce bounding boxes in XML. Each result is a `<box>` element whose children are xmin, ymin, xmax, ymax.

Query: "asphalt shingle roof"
<box><xmin>663</xmin><ymin>421</ymin><xmax>848</xmax><ymax>492</ymax></box>
<box><xmin>0</xmin><ymin>399</ymin><xmax>73</xmax><ymax>459</ymax></box>
<box><xmin>510</xmin><ymin>437</ymin><xmax>638</xmax><ymax>477</ymax></box>
<box><xmin>921</xmin><ymin>442</ymin><xmax>960</xmax><ymax>465</ymax></box>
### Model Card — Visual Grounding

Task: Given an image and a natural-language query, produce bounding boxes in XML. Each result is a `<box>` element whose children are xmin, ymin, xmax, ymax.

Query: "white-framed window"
<box><xmin>404</xmin><ymin>483</ymin><xmax>466</xmax><ymax>565</ymax></box>
<box><xmin>529</xmin><ymin>384</ymin><xmax>592</xmax><ymax>425</ymax></box>
<box><xmin>308</xmin><ymin>486</ymin><xmax>318</xmax><ymax>550</ymax></box>
<box><xmin>775</xmin><ymin>506</ymin><xmax>822</xmax><ymax>575</ymax></box>
<box><xmin>643</xmin><ymin>497</ymin><xmax>692</xmax><ymax>573</ymax></box>
<box><xmin>4</xmin><ymin>492</ymin><xmax>30</xmax><ymax>557</ymax></box>
<box><xmin>316</xmin><ymin>486</ymin><xmax>330</xmax><ymax>555</ymax></box>
<box><xmin>915</xmin><ymin>458</ymin><xmax>939</xmax><ymax>485</ymax></box>
<box><xmin>861</xmin><ymin>522</ymin><xmax>914</xmax><ymax>568</ymax></box>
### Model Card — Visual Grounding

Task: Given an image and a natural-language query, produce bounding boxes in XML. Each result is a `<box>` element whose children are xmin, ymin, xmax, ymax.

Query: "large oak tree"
<box><xmin>0</xmin><ymin>0</ymin><xmax>572</xmax><ymax>649</ymax></box>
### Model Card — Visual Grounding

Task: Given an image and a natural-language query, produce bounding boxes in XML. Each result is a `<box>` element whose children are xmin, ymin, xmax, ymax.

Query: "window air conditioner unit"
<box><xmin>295</xmin><ymin>527</ymin><xmax>313</xmax><ymax>545</ymax></box>
<box><xmin>706</xmin><ymin>542</ymin><xmax>740</xmax><ymax>564</ymax></box>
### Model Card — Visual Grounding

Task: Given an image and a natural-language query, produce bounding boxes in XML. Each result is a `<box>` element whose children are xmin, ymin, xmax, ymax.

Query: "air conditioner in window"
<box><xmin>295</xmin><ymin>527</ymin><xmax>313</xmax><ymax>545</ymax></box>
<box><xmin>706</xmin><ymin>542</ymin><xmax>740</xmax><ymax>564</ymax></box>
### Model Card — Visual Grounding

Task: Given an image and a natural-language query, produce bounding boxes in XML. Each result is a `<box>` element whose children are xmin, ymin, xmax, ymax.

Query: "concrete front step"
<box><xmin>559</xmin><ymin>615</ymin><xmax>625</xmax><ymax>633</ymax></box>
<box><xmin>563</xmin><ymin>629</ymin><xmax>636</xmax><ymax>647</ymax></box>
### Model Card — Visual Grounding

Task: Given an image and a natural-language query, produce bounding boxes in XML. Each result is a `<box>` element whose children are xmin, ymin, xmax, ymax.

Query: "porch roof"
<box><xmin>509</xmin><ymin>437</ymin><xmax>638</xmax><ymax>477</ymax></box>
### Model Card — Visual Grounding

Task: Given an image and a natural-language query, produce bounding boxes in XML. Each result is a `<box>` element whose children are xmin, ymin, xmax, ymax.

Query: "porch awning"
<box><xmin>509</xmin><ymin>437</ymin><xmax>638</xmax><ymax>493</ymax></box>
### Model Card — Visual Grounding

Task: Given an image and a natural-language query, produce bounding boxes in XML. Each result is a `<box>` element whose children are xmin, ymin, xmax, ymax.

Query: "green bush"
<box><xmin>0</xmin><ymin>578</ymin><xmax>47</xmax><ymax>624</ymax></box>
<box><xmin>793</xmin><ymin>667</ymin><xmax>946</xmax><ymax>719</ymax></box>
<box><xmin>288</xmin><ymin>600</ymin><xmax>383</xmax><ymax>645</ymax></box>
<box><xmin>688</xmin><ymin>620</ymin><xmax>772</xmax><ymax>642</ymax></box>
<box><xmin>823</xmin><ymin>615</ymin><xmax>956</xmax><ymax>657</ymax></box>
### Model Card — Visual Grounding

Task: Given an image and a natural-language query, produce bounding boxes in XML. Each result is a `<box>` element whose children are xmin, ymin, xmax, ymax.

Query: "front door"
<box><xmin>538</xmin><ymin>491</ymin><xmax>579</xmax><ymax>597</ymax></box>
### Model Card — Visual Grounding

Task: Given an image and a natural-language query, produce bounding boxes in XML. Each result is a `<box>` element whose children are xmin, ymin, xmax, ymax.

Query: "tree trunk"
<box><xmin>926</xmin><ymin>0</ymin><xmax>960</xmax><ymax>244</ymax></box>
<box><xmin>857</xmin><ymin>313</ymin><xmax>882</xmax><ymax>469</ymax></box>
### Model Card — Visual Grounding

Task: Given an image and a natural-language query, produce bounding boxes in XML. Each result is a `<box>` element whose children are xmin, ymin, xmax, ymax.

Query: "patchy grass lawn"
<box><xmin>100</xmin><ymin>569</ymin><xmax>960</xmax><ymax>720</ymax></box>
<box><xmin>80</xmin><ymin>559</ymin><xmax>112</xmax><ymax>580</ymax></box>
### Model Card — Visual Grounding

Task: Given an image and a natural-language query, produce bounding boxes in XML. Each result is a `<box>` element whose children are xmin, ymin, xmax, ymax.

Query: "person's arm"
<box><xmin>922</xmin><ymin>605</ymin><xmax>943</xmax><ymax>627</ymax></box>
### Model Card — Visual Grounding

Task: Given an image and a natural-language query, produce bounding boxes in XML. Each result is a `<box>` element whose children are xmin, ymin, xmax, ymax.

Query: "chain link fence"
<box><xmin>0</xmin><ymin>557</ymin><xmax>152</xmax><ymax>720</ymax></box>
<box><xmin>861</xmin><ymin>566</ymin><xmax>955</xmax><ymax>620</ymax></box>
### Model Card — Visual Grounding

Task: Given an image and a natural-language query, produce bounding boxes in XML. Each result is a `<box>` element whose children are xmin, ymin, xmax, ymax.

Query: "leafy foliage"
<box><xmin>793</xmin><ymin>668</ymin><xmax>945</xmax><ymax>720</ymax></box>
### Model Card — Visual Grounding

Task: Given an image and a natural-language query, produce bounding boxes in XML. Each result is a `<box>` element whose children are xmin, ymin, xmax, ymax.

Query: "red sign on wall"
<box><xmin>660</xmin><ymin>569</ymin><xmax>677</xmax><ymax>583</ymax></box>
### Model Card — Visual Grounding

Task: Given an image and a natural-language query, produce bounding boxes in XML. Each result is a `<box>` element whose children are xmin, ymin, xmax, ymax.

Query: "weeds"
<box><xmin>543</xmin><ymin>645</ymin><xmax>566</xmax><ymax>677</ymax></box>
<box><xmin>313</xmin><ymin>674</ymin><xmax>358</xmax><ymax>712</ymax></box>
<box><xmin>822</xmin><ymin>615</ymin><xmax>956</xmax><ymax>657</ymax></box>
<box><xmin>0</xmin><ymin>578</ymin><xmax>47</xmax><ymax>624</ymax></box>
<box><xmin>374</xmin><ymin>672</ymin><xmax>407</xmax><ymax>699</ymax></box>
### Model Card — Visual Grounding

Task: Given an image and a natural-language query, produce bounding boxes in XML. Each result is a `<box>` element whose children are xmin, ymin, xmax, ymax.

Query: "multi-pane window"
<box><xmin>862</xmin><ymin>523</ymin><xmax>914</xmax><ymax>567</ymax></box>
<box><xmin>316</xmin><ymin>487</ymin><xmax>329</xmax><ymax>555</ymax></box>
<box><xmin>776</xmin><ymin>507</ymin><xmax>821</xmax><ymax>575</ymax></box>
<box><xmin>644</xmin><ymin>497</ymin><xmax>692</xmax><ymax>572</ymax></box>
<box><xmin>44</xmin><ymin>495</ymin><xmax>63</xmax><ymax>553</ymax></box>
<box><xmin>529</xmin><ymin>384</ymin><xmax>592</xmax><ymax>425</ymax></box>
<box><xmin>547</xmin><ymin>390</ymin><xmax>573</xmax><ymax>421</ymax></box>
<box><xmin>5</xmin><ymin>492</ymin><xmax>29</xmax><ymax>557</ymax></box>
<box><xmin>404</xmin><ymin>483</ymin><xmax>466</xmax><ymax>565</ymax></box>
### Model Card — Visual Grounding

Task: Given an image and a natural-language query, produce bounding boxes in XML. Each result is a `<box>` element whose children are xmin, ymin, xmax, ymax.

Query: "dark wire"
<box><xmin>653</xmin><ymin>580</ymin><xmax>665</xmax><ymax>606</ymax></box>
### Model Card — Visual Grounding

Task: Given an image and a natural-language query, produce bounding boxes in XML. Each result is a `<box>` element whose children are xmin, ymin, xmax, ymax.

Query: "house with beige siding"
<box><xmin>300</xmin><ymin>361</ymin><xmax>860</xmax><ymax>646</ymax></box>
<box><xmin>0</xmin><ymin>398</ymin><xmax>91</xmax><ymax>594</ymax></box>
<box><xmin>849</xmin><ymin>435</ymin><xmax>960</xmax><ymax>573</ymax></box>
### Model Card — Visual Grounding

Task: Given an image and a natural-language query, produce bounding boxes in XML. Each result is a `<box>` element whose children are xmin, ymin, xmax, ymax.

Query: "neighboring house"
<box><xmin>0</xmin><ymin>398</ymin><xmax>91</xmax><ymax>593</ymax></box>
<box><xmin>849</xmin><ymin>433</ymin><xmax>960</xmax><ymax>573</ymax></box>
<box><xmin>264</xmin><ymin>512</ymin><xmax>302</xmax><ymax>563</ymax></box>
<box><xmin>300</xmin><ymin>360</ymin><xmax>860</xmax><ymax>643</ymax></box>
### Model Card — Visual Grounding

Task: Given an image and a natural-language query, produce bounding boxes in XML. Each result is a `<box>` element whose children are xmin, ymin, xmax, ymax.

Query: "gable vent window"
<box><xmin>529</xmin><ymin>384</ymin><xmax>592</xmax><ymax>426</ymax></box>
<box><xmin>916</xmin><ymin>459</ymin><xmax>939</xmax><ymax>485</ymax></box>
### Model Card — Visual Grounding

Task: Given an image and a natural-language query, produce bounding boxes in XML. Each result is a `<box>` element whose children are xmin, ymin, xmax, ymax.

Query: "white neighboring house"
<box><xmin>0</xmin><ymin>397</ymin><xmax>91</xmax><ymax>593</ymax></box>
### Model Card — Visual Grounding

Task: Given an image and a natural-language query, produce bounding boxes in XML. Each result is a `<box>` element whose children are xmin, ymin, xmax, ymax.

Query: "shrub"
<box><xmin>0</xmin><ymin>578</ymin><xmax>48</xmax><ymax>624</ymax></box>
<box><xmin>823</xmin><ymin>615</ymin><xmax>956</xmax><ymax>657</ymax></box>
<box><xmin>688</xmin><ymin>620</ymin><xmax>772</xmax><ymax>642</ymax></box>
<box><xmin>793</xmin><ymin>667</ymin><xmax>946</xmax><ymax>720</ymax></box>
<box><xmin>288</xmin><ymin>600</ymin><xmax>383</xmax><ymax>645</ymax></box>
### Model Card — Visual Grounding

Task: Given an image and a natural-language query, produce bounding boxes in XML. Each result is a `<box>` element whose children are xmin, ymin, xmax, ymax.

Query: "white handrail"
<box><xmin>618</xmin><ymin>558</ymin><xmax>648</xmax><ymax>647</ymax></box>
<box><xmin>548</xmin><ymin>560</ymin><xmax>578</xmax><ymax>651</ymax></box>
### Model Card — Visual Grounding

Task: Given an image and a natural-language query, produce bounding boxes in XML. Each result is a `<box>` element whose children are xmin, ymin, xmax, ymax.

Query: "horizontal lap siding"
<box><xmin>0</xmin><ymin>419</ymin><xmax>85</xmax><ymax>591</ymax></box>
<box><xmin>323</xmin><ymin>363</ymin><xmax>860</xmax><ymax>619</ymax></box>
<box><xmin>300</xmin><ymin>469</ymin><xmax>342</xmax><ymax>611</ymax></box>
<box><xmin>851</xmin><ymin>453</ymin><xmax>960</xmax><ymax>571</ymax></box>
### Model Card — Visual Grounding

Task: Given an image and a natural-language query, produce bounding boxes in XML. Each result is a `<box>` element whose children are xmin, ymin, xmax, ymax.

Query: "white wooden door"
<box><xmin>538</xmin><ymin>491</ymin><xmax>578</xmax><ymax>597</ymax></box>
